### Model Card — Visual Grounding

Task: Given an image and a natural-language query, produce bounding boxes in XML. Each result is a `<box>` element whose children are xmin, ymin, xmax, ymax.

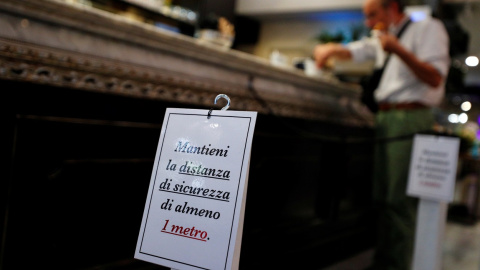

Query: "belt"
<box><xmin>378</xmin><ymin>102</ymin><xmax>428</xmax><ymax>111</ymax></box>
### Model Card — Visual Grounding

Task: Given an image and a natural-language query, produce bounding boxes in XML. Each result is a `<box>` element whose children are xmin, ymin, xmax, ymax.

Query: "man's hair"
<box><xmin>380</xmin><ymin>0</ymin><xmax>406</xmax><ymax>12</ymax></box>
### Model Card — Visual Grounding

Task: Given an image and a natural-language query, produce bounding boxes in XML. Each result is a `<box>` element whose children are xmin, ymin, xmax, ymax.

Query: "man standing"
<box><xmin>314</xmin><ymin>0</ymin><xmax>450</xmax><ymax>269</ymax></box>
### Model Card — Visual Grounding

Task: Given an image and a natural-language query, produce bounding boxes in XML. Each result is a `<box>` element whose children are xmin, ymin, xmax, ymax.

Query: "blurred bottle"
<box><xmin>270</xmin><ymin>50</ymin><xmax>289</xmax><ymax>68</ymax></box>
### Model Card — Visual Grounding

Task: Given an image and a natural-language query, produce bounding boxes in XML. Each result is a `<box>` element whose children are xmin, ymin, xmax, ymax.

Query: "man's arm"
<box><xmin>380</xmin><ymin>34</ymin><xmax>443</xmax><ymax>87</ymax></box>
<box><xmin>313</xmin><ymin>43</ymin><xmax>352</xmax><ymax>68</ymax></box>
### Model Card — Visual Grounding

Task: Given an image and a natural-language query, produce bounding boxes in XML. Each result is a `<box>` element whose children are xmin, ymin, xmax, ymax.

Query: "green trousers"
<box><xmin>371</xmin><ymin>108</ymin><xmax>435</xmax><ymax>270</ymax></box>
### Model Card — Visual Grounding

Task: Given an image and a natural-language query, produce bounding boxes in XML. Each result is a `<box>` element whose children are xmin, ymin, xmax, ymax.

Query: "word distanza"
<box><xmin>166</xmin><ymin>159</ymin><xmax>231</xmax><ymax>180</ymax></box>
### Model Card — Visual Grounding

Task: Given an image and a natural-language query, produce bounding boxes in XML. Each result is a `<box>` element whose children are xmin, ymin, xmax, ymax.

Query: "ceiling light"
<box><xmin>465</xmin><ymin>56</ymin><xmax>479</xmax><ymax>67</ymax></box>
<box><xmin>461</xmin><ymin>101</ymin><xmax>472</xmax><ymax>111</ymax></box>
<box><xmin>459</xmin><ymin>113</ymin><xmax>468</xmax><ymax>124</ymax></box>
<box><xmin>448</xmin><ymin>114</ymin><xmax>458</xmax><ymax>123</ymax></box>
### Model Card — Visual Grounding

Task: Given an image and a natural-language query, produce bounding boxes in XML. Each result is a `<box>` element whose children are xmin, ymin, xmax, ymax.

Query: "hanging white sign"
<box><xmin>135</xmin><ymin>107</ymin><xmax>257</xmax><ymax>270</ymax></box>
<box><xmin>407</xmin><ymin>134</ymin><xmax>460</xmax><ymax>202</ymax></box>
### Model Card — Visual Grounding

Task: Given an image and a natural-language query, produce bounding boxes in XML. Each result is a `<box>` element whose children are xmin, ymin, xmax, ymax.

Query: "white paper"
<box><xmin>135</xmin><ymin>108</ymin><xmax>257</xmax><ymax>270</ymax></box>
<box><xmin>407</xmin><ymin>134</ymin><xmax>460</xmax><ymax>202</ymax></box>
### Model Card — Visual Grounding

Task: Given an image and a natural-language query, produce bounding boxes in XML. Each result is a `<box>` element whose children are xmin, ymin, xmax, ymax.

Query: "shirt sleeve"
<box><xmin>414</xmin><ymin>19</ymin><xmax>450</xmax><ymax>76</ymax></box>
<box><xmin>345</xmin><ymin>37</ymin><xmax>378</xmax><ymax>63</ymax></box>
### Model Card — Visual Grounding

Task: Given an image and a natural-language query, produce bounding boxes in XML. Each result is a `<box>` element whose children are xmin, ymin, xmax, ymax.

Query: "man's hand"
<box><xmin>378</xmin><ymin>33</ymin><xmax>401</xmax><ymax>53</ymax></box>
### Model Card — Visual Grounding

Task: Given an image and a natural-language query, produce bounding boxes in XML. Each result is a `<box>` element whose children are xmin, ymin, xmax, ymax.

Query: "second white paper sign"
<box><xmin>407</xmin><ymin>134</ymin><xmax>460</xmax><ymax>202</ymax></box>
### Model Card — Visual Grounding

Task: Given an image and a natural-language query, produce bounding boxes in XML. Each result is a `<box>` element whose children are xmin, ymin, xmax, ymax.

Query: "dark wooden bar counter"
<box><xmin>0</xmin><ymin>1</ymin><xmax>376</xmax><ymax>269</ymax></box>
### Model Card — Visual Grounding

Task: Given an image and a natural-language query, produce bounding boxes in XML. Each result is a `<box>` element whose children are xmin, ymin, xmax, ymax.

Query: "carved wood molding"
<box><xmin>0</xmin><ymin>38</ymin><xmax>374</xmax><ymax>126</ymax></box>
<box><xmin>0</xmin><ymin>38</ymin><xmax>250</xmax><ymax>109</ymax></box>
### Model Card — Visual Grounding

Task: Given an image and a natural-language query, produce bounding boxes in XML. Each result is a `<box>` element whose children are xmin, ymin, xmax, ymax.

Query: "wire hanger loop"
<box><xmin>207</xmin><ymin>94</ymin><xmax>230</xmax><ymax>119</ymax></box>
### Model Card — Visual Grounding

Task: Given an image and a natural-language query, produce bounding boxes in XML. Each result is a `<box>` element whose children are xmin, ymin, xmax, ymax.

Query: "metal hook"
<box><xmin>207</xmin><ymin>94</ymin><xmax>230</xmax><ymax>119</ymax></box>
<box><xmin>214</xmin><ymin>94</ymin><xmax>230</xmax><ymax>111</ymax></box>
